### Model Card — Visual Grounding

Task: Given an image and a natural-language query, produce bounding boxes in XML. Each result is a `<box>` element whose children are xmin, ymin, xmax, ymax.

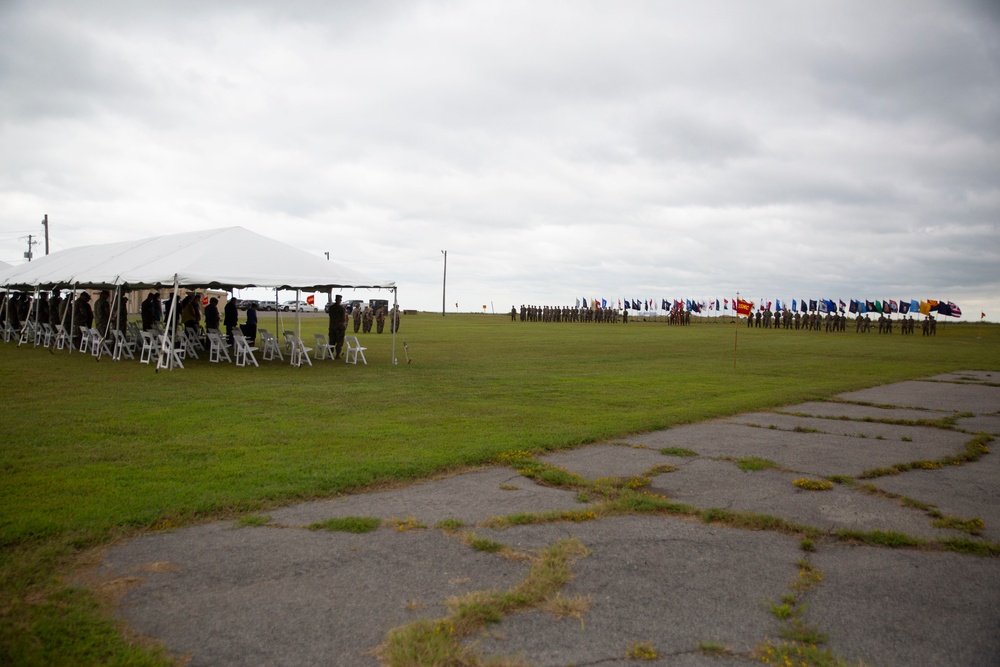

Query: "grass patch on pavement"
<box><xmin>308</xmin><ymin>516</ymin><xmax>381</xmax><ymax>533</ymax></box>
<box><xmin>2</xmin><ymin>315</ymin><xmax>998</xmax><ymax>664</ymax></box>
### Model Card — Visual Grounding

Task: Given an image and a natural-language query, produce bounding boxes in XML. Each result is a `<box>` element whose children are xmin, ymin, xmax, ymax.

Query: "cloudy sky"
<box><xmin>1</xmin><ymin>0</ymin><xmax>998</xmax><ymax>318</ymax></box>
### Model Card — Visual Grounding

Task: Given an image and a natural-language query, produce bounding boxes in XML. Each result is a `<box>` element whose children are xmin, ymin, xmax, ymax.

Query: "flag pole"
<box><xmin>734</xmin><ymin>291</ymin><xmax>739</xmax><ymax>369</ymax></box>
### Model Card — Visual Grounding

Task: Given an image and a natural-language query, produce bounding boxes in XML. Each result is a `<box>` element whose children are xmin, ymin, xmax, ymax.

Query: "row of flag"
<box><xmin>577</xmin><ymin>297</ymin><xmax>974</xmax><ymax>318</ymax></box>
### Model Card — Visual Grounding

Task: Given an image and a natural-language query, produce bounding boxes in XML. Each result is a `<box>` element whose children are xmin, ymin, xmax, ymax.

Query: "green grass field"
<box><xmin>2</xmin><ymin>314</ymin><xmax>998</xmax><ymax>664</ymax></box>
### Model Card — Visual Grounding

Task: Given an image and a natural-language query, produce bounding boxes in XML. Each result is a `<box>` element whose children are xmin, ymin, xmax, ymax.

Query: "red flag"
<box><xmin>306</xmin><ymin>295</ymin><xmax>315</xmax><ymax>305</ymax></box>
<box><xmin>982</xmin><ymin>312</ymin><xmax>986</xmax><ymax>319</ymax></box>
<box><xmin>736</xmin><ymin>299</ymin><xmax>753</xmax><ymax>316</ymax></box>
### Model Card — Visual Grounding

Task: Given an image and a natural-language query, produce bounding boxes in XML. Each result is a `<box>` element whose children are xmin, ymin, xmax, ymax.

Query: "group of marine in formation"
<box><xmin>744</xmin><ymin>309</ymin><xmax>937</xmax><ymax>334</ymax></box>
<box><xmin>512</xmin><ymin>303</ymin><xmax>939</xmax><ymax>335</ymax></box>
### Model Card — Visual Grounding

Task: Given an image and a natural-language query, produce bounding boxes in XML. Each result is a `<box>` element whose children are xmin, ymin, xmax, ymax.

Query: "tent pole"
<box><xmin>391</xmin><ymin>287</ymin><xmax>398</xmax><ymax>365</ymax></box>
<box><xmin>97</xmin><ymin>280</ymin><xmax>120</xmax><ymax>362</ymax></box>
<box><xmin>275</xmin><ymin>288</ymin><xmax>280</xmax><ymax>339</ymax></box>
<box><xmin>17</xmin><ymin>286</ymin><xmax>40</xmax><ymax>347</ymax></box>
<box><xmin>32</xmin><ymin>285</ymin><xmax>42</xmax><ymax>347</ymax></box>
<box><xmin>0</xmin><ymin>288</ymin><xmax>7</xmax><ymax>343</ymax></box>
<box><xmin>295</xmin><ymin>289</ymin><xmax>301</xmax><ymax>341</ymax></box>
<box><xmin>158</xmin><ymin>275</ymin><xmax>180</xmax><ymax>371</ymax></box>
<box><xmin>69</xmin><ymin>284</ymin><xmax>78</xmax><ymax>354</ymax></box>
<box><xmin>0</xmin><ymin>288</ymin><xmax>8</xmax><ymax>343</ymax></box>
<box><xmin>56</xmin><ymin>285</ymin><xmax>71</xmax><ymax>353</ymax></box>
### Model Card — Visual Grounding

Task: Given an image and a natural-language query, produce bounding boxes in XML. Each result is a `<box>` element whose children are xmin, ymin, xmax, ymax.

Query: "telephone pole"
<box><xmin>25</xmin><ymin>234</ymin><xmax>37</xmax><ymax>262</ymax></box>
<box><xmin>42</xmin><ymin>214</ymin><xmax>50</xmax><ymax>255</ymax></box>
<box><xmin>441</xmin><ymin>250</ymin><xmax>447</xmax><ymax>317</ymax></box>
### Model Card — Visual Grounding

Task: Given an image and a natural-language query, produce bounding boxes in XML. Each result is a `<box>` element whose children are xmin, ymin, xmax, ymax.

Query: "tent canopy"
<box><xmin>0</xmin><ymin>227</ymin><xmax>394</xmax><ymax>292</ymax></box>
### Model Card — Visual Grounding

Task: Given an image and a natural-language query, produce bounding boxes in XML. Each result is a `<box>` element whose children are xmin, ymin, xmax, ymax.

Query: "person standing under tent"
<box><xmin>141</xmin><ymin>293</ymin><xmax>157</xmax><ymax>330</ymax></box>
<box><xmin>72</xmin><ymin>292</ymin><xmax>93</xmax><ymax>349</ymax></box>
<box><xmin>112</xmin><ymin>293</ymin><xmax>128</xmax><ymax>333</ymax></box>
<box><xmin>328</xmin><ymin>294</ymin><xmax>347</xmax><ymax>359</ymax></box>
<box><xmin>240</xmin><ymin>301</ymin><xmax>258</xmax><ymax>345</ymax></box>
<box><xmin>94</xmin><ymin>291</ymin><xmax>111</xmax><ymax>336</ymax></box>
<box><xmin>353</xmin><ymin>306</ymin><xmax>362</xmax><ymax>334</ymax></box>
<box><xmin>48</xmin><ymin>289</ymin><xmax>62</xmax><ymax>331</ymax></box>
<box><xmin>205</xmin><ymin>297</ymin><xmax>220</xmax><ymax>332</ymax></box>
<box><xmin>223</xmin><ymin>295</ymin><xmax>239</xmax><ymax>345</ymax></box>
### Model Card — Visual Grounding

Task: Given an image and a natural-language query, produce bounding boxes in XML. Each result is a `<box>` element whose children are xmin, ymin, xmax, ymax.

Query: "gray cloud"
<box><xmin>0</xmin><ymin>0</ymin><xmax>997</xmax><ymax>318</ymax></box>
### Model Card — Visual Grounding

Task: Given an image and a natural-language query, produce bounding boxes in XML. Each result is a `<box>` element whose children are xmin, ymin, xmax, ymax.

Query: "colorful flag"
<box><xmin>818</xmin><ymin>300</ymin><xmax>829</xmax><ymax>314</ymax></box>
<box><xmin>947</xmin><ymin>301</ymin><xmax>961</xmax><ymax>317</ymax></box>
<box><xmin>582</xmin><ymin>298</ymin><xmax>587</xmax><ymax>308</ymax></box>
<box><xmin>306</xmin><ymin>294</ymin><xmax>315</xmax><ymax>305</ymax></box>
<box><xmin>838</xmin><ymin>299</ymin><xmax>846</xmax><ymax>312</ymax></box>
<box><xmin>792</xmin><ymin>299</ymin><xmax>797</xmax><ymax>312</ymax></box>
<box><xmin>736</xmin><ymin>299</ymin><xmax>753</xmax><ymax>316</ymax></box>
<box><xmin>899</xmin><ymin>300</ymin><xmax>910</xmax><ymax>314</ymax></box>
<box><xmin>889</xmin><ymin>299</ymin><xmax>898</xmax><ymax>313</ymax></box>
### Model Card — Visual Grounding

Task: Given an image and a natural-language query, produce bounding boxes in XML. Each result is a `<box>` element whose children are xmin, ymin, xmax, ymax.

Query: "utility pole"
<box><xmin>42</xmin><ymin>214</ymin><xmax>50</xmax><ymax>255</ymax></box>
<box><xmin>441</xmin><ymin>250</ymin><xmax>447</xmax><ymax>316</ymax></box>
<box><xmin>25</xmin><ymin>234</ymin><xmax>36</xmax><ymax>262</ymax></box>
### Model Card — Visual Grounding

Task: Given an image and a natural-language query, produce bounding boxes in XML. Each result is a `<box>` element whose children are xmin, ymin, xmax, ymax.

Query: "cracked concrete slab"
<box><xmin>810</xmin><ymin>544</ymin><xmax>1000</xmax><ymax>667</ymax></box>
<box><xmin>620</xmin><ymin>423</ymin><xmax>963</xmax><ymax>478</ymax></box>
<box><xmin>648</xmin><ymin>458</ymin><xmax>967</xmax><ymax>540</ymax></box>
<box><xmin>268</xmin><ymin>467</ymin><xmax>588</xmax><ymax>527</ymax></box>
<box><xmin>98</xmin><ymin>523</ymin><xmax>528</xmax><ymax>667</ymax></box>
<box><xmin>775</xmin><ymin>400</ymin><xmax>954</xmax><ymax>423</ymax></box>
<box><xmin>465</xmin><ymin>517</ymin><xmax>799</xmax><ymax>666</ymax></box>
<box><xmin>838</xmin><ymin>380</ymin><xmax>1000</xmax><ymax>414</ymax></box>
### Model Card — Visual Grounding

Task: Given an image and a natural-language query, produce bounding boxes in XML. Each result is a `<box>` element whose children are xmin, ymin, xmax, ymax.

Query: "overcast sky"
<box><xmin>1</xmin><ymin>0</ymin><xmax>998</xmax><ymax>318</ymax></box>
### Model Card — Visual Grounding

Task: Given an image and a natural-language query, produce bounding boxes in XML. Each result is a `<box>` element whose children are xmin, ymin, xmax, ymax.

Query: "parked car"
<box><xmin>282</xmin><ymin>300</ymin><xmax>318</xmax><ymax>312</ymax></box>
<box><xmin>257</xmin><ymin>300</ymin><xmax>279</xmax><ymax>311</ymax></box>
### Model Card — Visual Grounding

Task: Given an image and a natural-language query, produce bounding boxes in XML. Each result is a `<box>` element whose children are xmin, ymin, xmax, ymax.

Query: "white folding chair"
<box><xmin>40</xmin><ymin>323</ymin><xmax>54</xmax><ymax>347</ymax></box>
<box><xmin>207</xmin><ymin>332</ymin><xmax>232</xmax><ymax>363</ymax></box>
<box><xmin>155</xmin><ymin>334</ymin><xmax>185</xmax><ymax>370</ymax></box>
<box><xmin>139</xmin><ymin>331</ymin><xmax>156</xmax><ymax>364</ymax></box>
<box><xmin>235</xmin><ymin>335</ymin><xmax>259</xmax><ymax>367</ymax></box>
<box><xmin>54</xmin><ymin>325</ymin><xmax>69</xmax><ymax>350</ymax></box>
<box><xmin>19</xmin><ymin>321</ymin><xmax>35</xmax><ymax>345</ymax></box>
<box><xmin>313</xmin><ymin>333</ymin><xmax>334</xmax><ymax>360</ymax></box>
<box><xmin>182</xmin><ymin>328</ymin><xmax>202</xmax><ymax>359</ymax></box>
<box><xmin>289</xmin><ymin>334</ymin><xmax>313</xmax><ymax>368</ymax></box>
<box><xmin>112</xmin><ymin>329</ymin><xmax>136</xmax><ymax>360</ymax></box>
<box><xmin>344</xmin><ymin>336</ymin><xmax>367</xmax><ymax>365</ymax></box>
<box><xmin>78</xmin><ymin>326</ymin><xmax>93</xmax><ymax>352</ymax></box>
<box><xmin>90</xmin><ymin>328</ymin><xmax>113</xmax><ymax>358</ymax></box>
<box><xmin>260</xmin><ymin>330</ymin><xmax>283</xmax><ymax>361</ymax></box>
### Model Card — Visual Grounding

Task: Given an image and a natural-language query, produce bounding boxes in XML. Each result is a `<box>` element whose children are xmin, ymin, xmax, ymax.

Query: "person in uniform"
<box><xmin>141</xmin><ymin>292</ymin><xmax>157</xmax><ymax>330</ymax></box>
<box><xmin>375</xmin><ymin>306</ymin><xmax>386</xmax><ymax>334</ymax></box>
<box><xmin>390</xmin><ymin>305</ymin><xmax>401</xmax><ymax>333</ymax></box>
<box><xmin>73</xmin><ymin>292</ymin><xmax>93</xmax><ymax>349</ymax></box>
<box><xmin>94</xmin><ymin>290</ymin><xmax>111</xmax><ymax>336</ymax></box>
<box><xmin>353</xmin><ymin>305</ymin><xmax>362</xmax><ymax>333</ymax></box>
<box><xmin>327</xmin><ymin>294</ymin><xmax>347</xmax><ymax>358</ymax></box>
<box><xmin>204</xmin><ymin>297</ymin><xmax>220</xmax><ymax>332</ymax></box>
<box><xmin>223</xmin><ymin>295</ymin><xmax>239</xmax><ymax>345</ymax></box>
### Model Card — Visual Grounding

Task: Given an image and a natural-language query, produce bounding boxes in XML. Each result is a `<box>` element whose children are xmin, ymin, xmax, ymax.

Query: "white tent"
<box><xmin>0</xmin><ymin>227</ymin><xmax>397</xmax><ymax>368</ymax></box>
<box><xmin>0</xmin><ymin>226</ymin><xmax>392</xmax><ymax>291</ymax></box>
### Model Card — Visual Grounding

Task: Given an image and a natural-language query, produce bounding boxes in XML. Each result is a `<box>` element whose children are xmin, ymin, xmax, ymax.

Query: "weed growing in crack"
<box><xmin>307</xmin><ymin>516</ymin><xmax>381</xmax><ymax>533</ymax></box>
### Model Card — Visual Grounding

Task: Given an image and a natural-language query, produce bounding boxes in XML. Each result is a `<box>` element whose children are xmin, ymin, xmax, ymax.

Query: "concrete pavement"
<box><xmin>89</xmin><ymin>371</ymin><xmax>1000</xmax><ymax>666</ymax></box>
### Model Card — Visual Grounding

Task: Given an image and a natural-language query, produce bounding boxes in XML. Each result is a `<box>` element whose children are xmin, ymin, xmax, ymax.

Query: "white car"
<box><xmin>281</xmin><ymin>300</ymin><xmax>318</xmax><ymax>312</ymax></box>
